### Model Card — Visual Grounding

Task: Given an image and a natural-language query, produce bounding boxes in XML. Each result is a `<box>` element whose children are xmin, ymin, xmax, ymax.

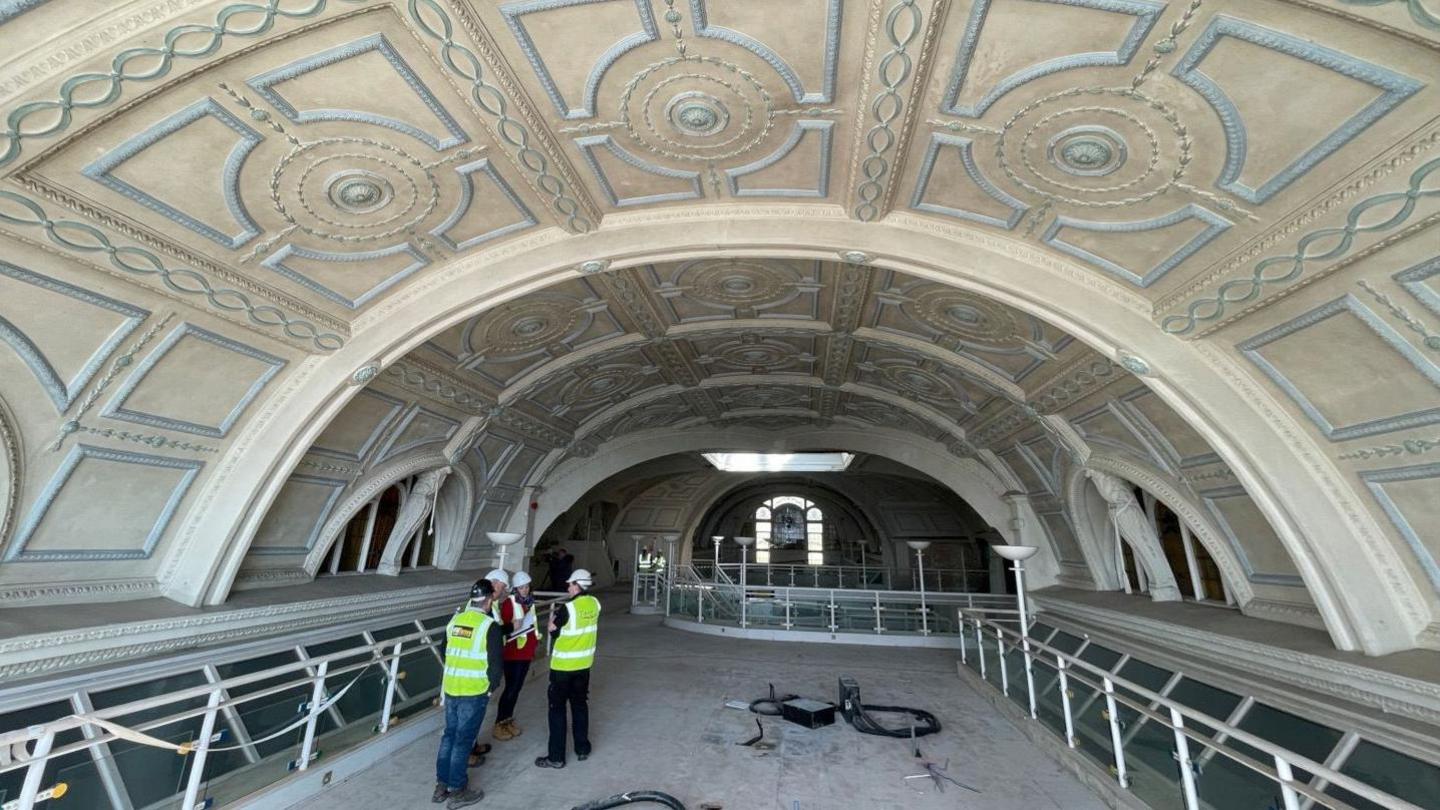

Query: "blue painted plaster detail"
<box><xmin>1197</xmin><ymin>485</ymin><xmax>1306</xmax><ymax>587</ymax></box>
<box><xmin>574</xmin><ymin>134</ymin><xmax>703</xmax><ymax>206</ymax></box>
<box><xmin>1171</xmin><ymin>15</ymin><xmax>1423</xmax><ymax>204</ymax></box>
<box><xmin>0</xmin><ymin>0</ymin><xmax>47</xmax><ymax>25</ymax></box>
<box><xmin>431</xmin><ymin>158</ymin><xmax>539</xmax><ymax>251</ymax></box>
<box><xmin>500</xmin><ymin>0</ymin><xmax>659</xmax><ymax>120</ymax></box>
<box><xmin>689</xmin><ymin>0</ymin><xmax>844</xmax><ymax>104</ymax></box>
<box><xmin>1362</xmin><ymin>462</ymin><xmax>1440</xmax><ymax>595</ymax></box>
<box><xmin>1041</xmin><ymin>204</ymin><xmax>1232</xmax><ymax>288</ymax></box>
<box><xmin>941</xmin><ymin>0</ymin><xmax>1164</xmax><ymax>118</ymax></box>
<box><xmin>308</xmin><ymin>388</ymin><xmax>407</xmax><ymax>462</ymax></box>
<box><xmin>374</xmin><ymin>404</ymin><xmax>462</xmax><ymax>462</ymax></box>
<box><xmin>101</xmin><ymin>322</ymin><xmax>286</xmax><ymax>438</ymax></box>
<box><xmin>725</xmin><ymin>120</ymin><xmax>834</xmax><ymax>197</ymax></box>
<box><xmin>1394</xmin><ymin>255</ymin><xmax>1440</xmax><ymax>320</ymax></box>
<box><xmin>246</xmin><ymin>33</ymin><xmax>468</xmax><ymax>151</ymax></box>
<box><xmin>82</xmin><ymin>97</ymin><xmax>263</xmax><ymax>249</ymax></box>
<box><xmin>1238</xmin><ymin>294</ymin><xmax>1440</xmax><ymax>440</ymax></box>
<box><xmin>247</xmin><ymin>473</ymin><xmax>350</xmax><ymax>555</ymax></box>
<box><xmin>0</xmin><ymin>260</ymin><xmax>148</xmax><ymax>412</ymax></box>
<box><xmin>3</xmin><ymin>444</ymin><xmax>202</xmax><ymax>562</ymax></box>
<box><xmin>263</xmin><ymin>242</ymin><xmax>431</xmax><ymax>311</ymax></box>
<box><xmin>911</xmin><ymin>132</ymin><xmax>1029</xmax><ymax>229</ymax></box>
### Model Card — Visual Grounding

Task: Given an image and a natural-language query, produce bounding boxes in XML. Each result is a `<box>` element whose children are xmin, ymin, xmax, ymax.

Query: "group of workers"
<box><xmin>431</xmin><ymin>564</ymin><xmax>601</xmax><ymax>807</ymax></box>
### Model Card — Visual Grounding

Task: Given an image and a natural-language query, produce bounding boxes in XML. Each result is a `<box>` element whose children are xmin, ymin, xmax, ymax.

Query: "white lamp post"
<box><xmin>734</xmin><ymin>536</ymin><xmax>756</xmax><ymax>628</ymax></box>
<box><xmin>991</xmin><ymin>543</ymin><xmax>1040</xmax><ymax>720</ymax></box>
<box><xmin>485</xmin><ymin>532</ymin><xmax>524</xmax><ymax>573</ymax></box>
<box><xmin>990</xmin><ymin>544</ymin><xmax>1040</xmax><ymax>635</ymax></box>
<box><xmin>712</xmin><ymin>535</ymin><xmax>724</xmax><ymax>577</ymax></box>
<box><xmin>907</xmin><ymin>541</ymin><xmax>932</xmax><ymax>635</ymax></box>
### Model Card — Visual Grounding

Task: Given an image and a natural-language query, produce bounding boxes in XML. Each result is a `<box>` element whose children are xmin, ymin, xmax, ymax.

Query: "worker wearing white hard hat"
<box><xmin>535</xmin><ymin>568</ymin><xmax>600</xmax><ymax>769</ymax></box>
<box><xmin>464</xmin><ymin>568</ymin><xmax>510</xmax><ymax>765</ymax></box>
<box><xmin>491</xmin><ymin>570</ymin><xmax>539</xmax><ymax>741</ymax></box>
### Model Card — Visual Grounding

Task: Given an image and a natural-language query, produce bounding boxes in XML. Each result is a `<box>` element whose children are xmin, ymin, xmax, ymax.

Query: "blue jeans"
<box><xmin>436</xmin><ymin>693</ymin><xmax>490</xmax><ymax>790</ymax></box>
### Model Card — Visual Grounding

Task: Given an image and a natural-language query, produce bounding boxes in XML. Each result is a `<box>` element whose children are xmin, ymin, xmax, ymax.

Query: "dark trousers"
<box><xmin>546</xmin><ymin>668</ymin><xmax>591</xmax><ymax>762</ymax></box>
<box><xmin>496</xmin><ymin>660</ymin><xmax>531</xmax><ymax>722</ymax></box>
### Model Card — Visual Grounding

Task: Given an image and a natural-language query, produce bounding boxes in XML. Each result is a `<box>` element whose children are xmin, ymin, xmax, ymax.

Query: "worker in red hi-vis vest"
<box><xmin>491</xmin><ymin>570</ymin><xmax>539</xmax><ymax>741</ymax></box>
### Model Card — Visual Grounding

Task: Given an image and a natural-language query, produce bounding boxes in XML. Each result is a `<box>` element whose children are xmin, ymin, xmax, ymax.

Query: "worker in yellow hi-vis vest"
<box><xmin>433</xmin><ymin>579</ymin><xmax>502</xmax><ymax>808</ymax></box>
<box><xmin>534</xmin><ymin>569</ymin><xmax>600</xmax><ymax>769</ymax></box>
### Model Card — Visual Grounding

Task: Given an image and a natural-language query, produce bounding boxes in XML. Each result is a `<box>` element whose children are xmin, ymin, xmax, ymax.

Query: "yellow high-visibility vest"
<box><xmin>550</xmin><ymin>594</ymin><xmax>600</xmax><ymax>672</ymax></box>
<box><xmin>443</xmin><ymin>606</ymin><xmax>494</xmax><ymax>696</ymax></box>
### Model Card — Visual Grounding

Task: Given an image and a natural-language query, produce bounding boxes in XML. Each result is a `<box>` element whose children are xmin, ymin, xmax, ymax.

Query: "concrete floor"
<box><xmin>306</xmin><ymin>611</ymin><xmax>1106</xmax><ymax>810</ymax></box>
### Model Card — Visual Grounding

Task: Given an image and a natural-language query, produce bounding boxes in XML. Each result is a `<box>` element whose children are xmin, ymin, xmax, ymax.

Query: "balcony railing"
<box><xmin>957</xmin><ymin>610</ymin><xmax>1431</xmax><ymax>810</ymax></box>
<box><xmin>663</xmin><ymin>565</ymin><xmax>1013</xmax><ymax>640</ymax></box>
<box><xmin>0</xmin><ymin>593</ymin><xmax>567</xmax><ymax>810</ymax></box>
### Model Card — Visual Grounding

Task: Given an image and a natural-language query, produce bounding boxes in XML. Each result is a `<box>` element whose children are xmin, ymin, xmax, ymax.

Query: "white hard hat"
<box><xmin>567</xmin><ymin>569</ymin><xmax>593</xmax><ymax>587</ymax></box>
<box><xmin>484</xmin><ymin>569</ymin><xmax>511</xmax><ymax>586</ymax></box>
<box><xmin>512</xmin><ymin>571</ymin><xmax>532</xmax><ymax>588</ymax></box>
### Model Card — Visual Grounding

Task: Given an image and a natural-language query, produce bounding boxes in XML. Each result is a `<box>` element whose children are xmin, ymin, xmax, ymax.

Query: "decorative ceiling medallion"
<box><xmin>578</xmin><ymin>259</ymin><xmax>611</xmax><ymax>275</ymax></box>
<box><xmin>270</xmin><ymin>137</ymin><xmax>439</xmax><ymax>241</ymax></box>
<box><xmin>999</xmin><ymin>88</ymin><xmax>1189</xmax><ymax>208</ymax></box>
<box><xmin>721</xmin><ymin>387</ymin><xmax>809</xmax><ymax>409</ymax></box>
<box><xmin>905</xmin><ymin>287</ymin><xmax>1020</xmax><ymax>347</ymax></box>
<box><xmin>685</xmin><ymin>259</ymin><xmax>794</xmax><ymax>308</ymax></box>
<box><xmin>877</xmin><ymin>363</ymin><xmax>960</xmax><ymax>402</ymax></box>
<box><xmin>665</xmin><ymin>91</ymin><xmax>731</xmax><ymax>136</ymax></box>
<box><xmin>1047</xmin><ymin>125</ymin><xmax>1128</xmax><ymax>177</ymax></box>
<box><xmin>620</xmin><ymin>56</ymin><xmax>775</xmax><ymax>163</ymax></box>
<box><xmin>325</xmin><ymin>170</ymin><xmax>395</xmax><ymax>214</ymax></box>
<box><xmin>563</xmin><ymin>365</ymin><xmax>646</xmax><ymax>405</ymax></box>
<box><xmin>711</xmin><ymin>338</ymin><xmax>799</xmax><ymax>370</ymax></box>
<box><xmin>839</xmin><ymin>250</ymin><xmax>872</xmax><ymax>264</ymax></box>
<box><xmin>480</xmin><ymin>299</ymin><xmax>582</xmax><ymax>355</ymax></box>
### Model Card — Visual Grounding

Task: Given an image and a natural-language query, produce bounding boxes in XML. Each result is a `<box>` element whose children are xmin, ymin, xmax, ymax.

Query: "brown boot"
<box><xmin>492</xmin><ymin>719</ymin><xmax>514</xmax><ymax>741</ymax></box>
<box><xmin>506</xmin><ymin>718</ymin><xmax>522</xmax><ymax>738</ymax></box>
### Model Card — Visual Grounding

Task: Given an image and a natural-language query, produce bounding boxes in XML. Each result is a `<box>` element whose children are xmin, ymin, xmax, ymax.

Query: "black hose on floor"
<box><xmin>847</xmin><ymin>703</ymin><xmax>941</xmax><ymax>738</ymax></box>
<box><xmin>569</xmin><ymin>790</ymin><xmax>686</xmax><ymax>810</ymax></box>
<box><xmin>747</xmin><ymin>682</ymin><xmax>797</xmax><ymax>716</ymax></box>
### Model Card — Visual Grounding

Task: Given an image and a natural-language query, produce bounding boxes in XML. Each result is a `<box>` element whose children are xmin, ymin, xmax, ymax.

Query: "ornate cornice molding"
<box><xmin>0</xmin><ymin>580</ymin><xmax>470</xmax><ymax>681</ymax></box>
<box><xmin>0</xmin><ymin>577</ymin><xmax>161</xmax><ymax>606</ymax></box>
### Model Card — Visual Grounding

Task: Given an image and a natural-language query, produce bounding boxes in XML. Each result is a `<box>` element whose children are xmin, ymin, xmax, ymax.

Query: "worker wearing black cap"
<box><xmin>433</xmin><ymin>578</ymin><xmax>503</xmax><ymax>807</ymax></box>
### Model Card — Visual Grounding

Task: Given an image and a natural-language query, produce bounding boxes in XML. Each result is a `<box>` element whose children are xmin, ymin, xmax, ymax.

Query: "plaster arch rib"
<box><xmin>301</xmin><ymin>450</ymin><xmax>448</xmax><ymax>577</ymax></box>
<box><xmin>515</xmin><ymin>424</ymin><xmax>1063</xmax><ymax>587</ymax></box>
<box><xmin>1071</xmin><ymin>453</ymin><xmax>1257</xmax><ymax>609</ymax></box>
<box><xmin>160</xmin><ymin>213</ymin><xmax>1425</xmax><ymax>654</ymax></box>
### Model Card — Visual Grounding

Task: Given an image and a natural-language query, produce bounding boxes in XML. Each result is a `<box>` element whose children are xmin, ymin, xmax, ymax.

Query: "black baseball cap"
<box><xmin>470</xmin><ymin>579</ymin><xmax>495</xmax><ymax>599</ymax></box>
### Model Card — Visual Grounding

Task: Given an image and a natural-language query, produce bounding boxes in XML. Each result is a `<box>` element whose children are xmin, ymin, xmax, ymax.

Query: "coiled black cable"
<box><xmin>747</xmin><ymin>683</ymin><xmax>797</xmax><ymax>716</ymax></box>
<box><xmin>847</xmin><ymin>703</ymin><xmax>941</xmax><ymax>738</ymax></box>
<box><xmin>569</xmin><ymin>791</ymin><xmax>686</xmax><ymax>810</ymax></box>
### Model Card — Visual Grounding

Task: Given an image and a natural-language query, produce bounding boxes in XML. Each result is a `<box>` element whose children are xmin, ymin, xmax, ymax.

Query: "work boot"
<box><xmin>446</xmin><ymin>788</ymin><xmax>484</xmax><ymax>808</ymax></box>
<box><xmin>492</xmin><ymin>720</ymin><xmax>514</xmax><ymax>742</ymax></box>
<box><xmin>534</xmin><ymin>756</ymin><xmax>565</xmax><ymax>769</ymax></box>
<box><xmin>431</xmin><ymin>783</ymin><xmax>451</xmax><ymax>803</ymax></box>
<box><xmin>506</xmin><ymin>719</ymin><xmax>522</xmax><ymax>737</ymax></box>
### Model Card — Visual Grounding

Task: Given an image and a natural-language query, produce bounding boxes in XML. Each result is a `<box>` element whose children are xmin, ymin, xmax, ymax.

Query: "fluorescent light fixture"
<box><xmin>701</xmin><ymin>452</ymin><xmax>855</xmax><ymax>472</ymax></box>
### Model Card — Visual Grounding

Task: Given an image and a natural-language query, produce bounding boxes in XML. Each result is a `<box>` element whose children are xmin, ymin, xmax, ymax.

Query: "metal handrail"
<box><xmin>0</xmin><ymin>593</ymin><xmax>570</xmax><ymax>810</ymax></box>
<box><xmin>958</xmin><ymin>610</ymin><xmax>1424</xmax><ymax>810</ymax></box>
<box><xmin>676</xmin><ymin>578</ymin><xmax>1008</xmax><ymax>605</ymax></box>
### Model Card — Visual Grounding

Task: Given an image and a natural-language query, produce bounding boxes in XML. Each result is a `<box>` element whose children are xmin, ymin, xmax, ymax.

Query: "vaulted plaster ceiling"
<box><xmin>0</xmin><ymin>0</ymin><xmax>1436</xmax><ymax>656</ymax></box>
